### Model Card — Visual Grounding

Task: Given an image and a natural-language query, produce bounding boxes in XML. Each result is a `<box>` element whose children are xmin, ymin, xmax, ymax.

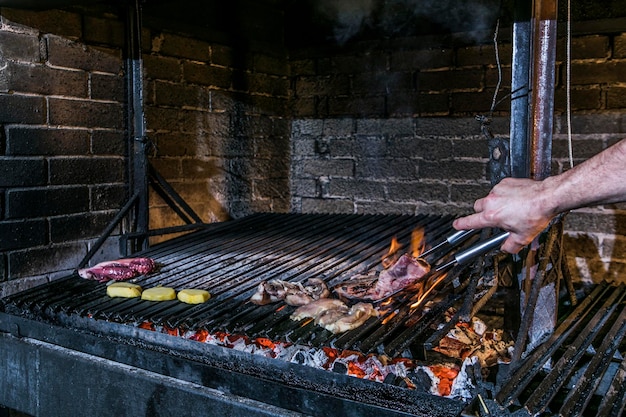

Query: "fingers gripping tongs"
<box><xmin>424</xmin><ymin>229</ymin><xmax>511</xmax><ymax>273</ymax></box>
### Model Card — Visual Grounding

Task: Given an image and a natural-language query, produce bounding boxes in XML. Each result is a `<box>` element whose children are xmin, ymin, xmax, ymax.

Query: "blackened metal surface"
<box><xmin>494</xmin><ymin>282</ymin><xmax>626</xmax><ymax>416</ymax></box>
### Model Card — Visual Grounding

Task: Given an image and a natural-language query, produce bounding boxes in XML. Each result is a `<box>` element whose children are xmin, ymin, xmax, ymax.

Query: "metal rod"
<box><xmin>558</xmin><ymin>303</ymin><xmax>626</xmax><ymax>417</ymax></box>
<box><xmin>523</xmin><ymin>285</ymin><xmax>626</xmax><ymax>415</ymax></box>
<box><xmin>77</xmin><ymin>192</ymin><xmax>139</xmax><ymax>268</ymax></box>
<box><xmin>127</xmin><ymin>0</ymin><xmax>149</xmax><ymax>251</ymax></box>
<box><xmin>149</xmin><ymin>163</ymin><xmax>204</xmax><ymax>224</ymax></box>
<box><xmin>529</xmin><ymin>0</ymin><xmax>557</xmax><ymax>180</ymax></box>
<box><xmin>495</xmin><ymin>282</ymin><xmax>610</xmax><ymax>406</ymax></box>
<box><xmin>510</xmin><ymin>0</ymin><xmax>532</xmax><ymax>179</ymax></box>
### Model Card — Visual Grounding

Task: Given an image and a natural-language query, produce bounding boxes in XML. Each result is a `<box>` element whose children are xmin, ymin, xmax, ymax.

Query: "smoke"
<box><xmin>316</xmin><ymin>0</ymin><xmax>501</xmax><ymax>45</ymax></box>
<box><xmin>317</xmin><ymin>0</ymin><xmax>377</xmax><ymax>45</ymax></box>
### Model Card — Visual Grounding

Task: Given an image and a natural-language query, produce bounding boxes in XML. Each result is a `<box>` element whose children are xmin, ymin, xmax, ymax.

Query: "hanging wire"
<box><xmin>566</xmin><ymin>0</ymin><xmax>574</xmax><ymax>169</ymax></box>
<box><xmin>489</xmin><ymin>19</ymin><xmax>502</xmax><ymax>117</ymax></box>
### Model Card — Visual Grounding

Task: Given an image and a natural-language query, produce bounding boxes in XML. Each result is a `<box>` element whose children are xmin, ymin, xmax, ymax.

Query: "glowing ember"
<box><xmin>429</xmin><ymin>364</ymin><xmax>459</xmax><ymax>396</ymax></box>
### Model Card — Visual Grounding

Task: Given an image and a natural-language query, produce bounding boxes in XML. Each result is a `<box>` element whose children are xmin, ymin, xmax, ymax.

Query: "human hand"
<box><xmin>452</xmin><ymin>177</ymin><xmax>555</xmax><ymax>253</ymax></box>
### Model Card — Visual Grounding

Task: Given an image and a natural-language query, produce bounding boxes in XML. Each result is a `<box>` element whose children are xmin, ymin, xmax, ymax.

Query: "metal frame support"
<box><xmin>529</xmin><ymin>0</ymin><xmax>558</xmax><ymax>181</ymax></box>
<box><xmin>510</xmin><ymin>0</ymin><xmax>532</xmax><ymax>179</ymax></box>
<box><xmin>77</xmin><ymin>0</ymin><xmax>207</xmax><ymax>267</ymax></box>
<box><xmin>127</xmin><ymin>0</ymin><xmax>149</xmax><ymax>252</ymax></box>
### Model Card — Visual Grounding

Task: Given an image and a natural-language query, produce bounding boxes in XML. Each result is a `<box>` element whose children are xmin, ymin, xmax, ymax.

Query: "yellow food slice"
<box><xmin>106</xmin><ymin>282</ymin><xmax>143</xmax><ymax>298</ymax></box>
<box><xmin>177</xmin><ymin>289</ymin><xmax>211</xmax><ymax>304</ymax></box>
<box><xmin>141</xmin><ymin>287</ymin><xmax>176</xmax><ymax>301</ymax></box>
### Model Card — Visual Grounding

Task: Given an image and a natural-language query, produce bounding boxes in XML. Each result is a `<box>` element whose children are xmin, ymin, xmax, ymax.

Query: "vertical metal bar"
<box><xmin>529</xmin><ymin>0</ymin><xmax>558</xmax><ymax>180</ymax></box>
<box><xmin>510</xmin><ymin>0</ymin><xmax>532</xmax><ymax>179</ymax></box>
<box><xmin>127</xmin><ymin>0</ymin><xmax>149</xmax><ymax>251</ymax></box>
<box><xmin>504</xmin><ymin>0</ymin><xmax>533</xmax><ymax>340</ymax></box>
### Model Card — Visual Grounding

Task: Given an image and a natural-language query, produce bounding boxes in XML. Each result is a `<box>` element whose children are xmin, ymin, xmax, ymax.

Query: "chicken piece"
<box><xmin>333</xmin><ymin>274</ymin><xmax>379</xmax><ymax>301</ymax></box>
<box><xmin>290</xmin><ymin>298</ymin><xmax>348</xmax><ymax>321</ymax></box>
<box><xmin>322</xmin><ymin>303</ymin><xmax>378</xmax><ymax>334</ymax></box>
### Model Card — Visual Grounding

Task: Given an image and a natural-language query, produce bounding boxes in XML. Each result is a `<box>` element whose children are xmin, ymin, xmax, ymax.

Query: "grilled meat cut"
<box><xmin>78</xmin><ymin>257</ymin><xmax>156</xmax><ymax>283</ymax></box>
<box><xmin>290</xmin><ymin>298</ymin><xmax>378</xmax><ymax>334</ymax></box>
<box><xmin>322</xmin><ymin>303</ymin><xmax>378</xmax><ymax>334</ymax></box>
<box><xmin>334</xmin><ymin>254</ymin><xmax>430</xmax><ymax>301</ymax></box>
<box><xmin>249</xmin><ymin>278</ymin><xmax>330</xmax><ymax>306</ymax></box>
<box><xmin>290</xmin><ymin>298</ymin><xmax>348</xmax><ymax>321</ymax></box>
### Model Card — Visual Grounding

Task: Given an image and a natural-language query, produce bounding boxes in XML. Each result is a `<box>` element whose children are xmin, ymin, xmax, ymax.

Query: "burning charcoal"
<box><xmin>331</xmin><ymin>362</ymin><xmax>347</xmax><ymax>374</ymax></box>
<box><xmin>406</xmin><ymin>368</ymin><xmax>436</xmax><ymax>394</ymax></box>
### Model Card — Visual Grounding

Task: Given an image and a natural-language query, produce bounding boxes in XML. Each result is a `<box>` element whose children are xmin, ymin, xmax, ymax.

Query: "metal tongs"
<box><xmin>372</xmin><ymin>228</ymin><xmax>509</xmax><ymax>304</ymax></box>
<box><xmin>431</xmin><ymin>229</ymin><xmax>510</xmax><ymax>272</ymax></box>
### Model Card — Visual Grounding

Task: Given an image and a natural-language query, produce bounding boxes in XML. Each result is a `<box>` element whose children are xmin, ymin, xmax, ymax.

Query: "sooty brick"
<box><xmin>7</xmin><ymin>242</ymin><xmax>85</xmax><ymax>279</ymax></box>
<box><xmin>387</xmin><ymin>181</ymin><xmax>449</xmax><ymax>203</ymax></box>
<box><xmin>50</xmin><ymin>212</ymin><xmax>117</xmax><ymax>242</ymax></box>
<box><xmin>0</xmin><ymin>94</ymin><xmax>46</xmax><ymax>124</ymax></box>
<box><xmin>91</xmin><ymin>185</ymin><xmax>127</xmax><ymax>210</ymax></box>
<box><xmin>46</xmin><ymin>35</ymin><xmax>122</xmax><ymax>74</ymax></box>
<box><xmin>6</xmin><ymin>186</ymin><xmax>89</xmax><ymax>218</ymax></box>
<box><xmin>0</xmin><ymin>31</ymin><xmax>40</xmax><ymax>62</ymax></box>
<box><xmin>0</xmin><ymin>158</ymin><xmax>46</xmax><ymax>187</ymax></box>
<box><xmin>1</xmin><ymin>8</ymin><xmax>81</xmax><ymax>39</ymax></box>
<box><xmin>48</xmin><ymin>98</ymin><xmax>123</xmax><ymax>129</ymax></box>
<box><xmin>49</xmin><ymin>158</ymin><xmax>124</xmax><ymax>185</ymax></box>
<box><xmin>7</xmin><ymin>127</ymin><xmax>89</xmax><ymax>156</ymax></box>
<box><xmin>90</xmin><ymin>73</ymin><xmax>124</xmax><ymax>102</ymax></box>
<box><xmin>5</xmin><ymin>62</ymin><xmax>87</xmax><ymax>97</ymax></box>
<box><xmin>0</xmin><ymin>219</ymin><xmax>47</xmax><ymax>251</ymax></box>
<box><xmin>92</xmin><ymin>130</ymin><xmax>126</xmax><ymax>156</ymax></box>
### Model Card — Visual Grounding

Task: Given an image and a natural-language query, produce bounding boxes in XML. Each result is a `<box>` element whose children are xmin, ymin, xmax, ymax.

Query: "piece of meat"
<box><xmin>333</xmin><ymin>274</ymin><xmax>379</xmax><ymax>301</ymax></box>
<box><xmin>250</xmin><ymin>278</ymin><xmax>330</xmax><ymax>306</ymax></box>
<box><xmin>333</xmin><ymin>254</ymin><xmax>430</xmax><ymax>301</ymax></box>
<box><xmin>290</xmin><ymin>299</ymin><xmax>378</xmax><ymax>334</ymax></box>
<box><xmin>321</xmin><ymin>302</ymin><xmax>378</xmax><ymax>334</ymax></box>
<box><xmin>77</xmin><ymin>257</ymin><xmax>156</xmax><ymax>283</ymax></box>
<box><xmin>290</xmin><ymin>298</ymin><xmax>348</xmax><ymax>321</ymax></box>
<box><xmin>375</xmin><ymin>254</ymin><xmax>430</xmax><ymax>296</ymax></box>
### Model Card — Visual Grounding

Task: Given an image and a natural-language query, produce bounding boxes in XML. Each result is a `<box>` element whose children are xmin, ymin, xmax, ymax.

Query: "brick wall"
<box><xmin>289</xmin><ymin>24</ymin><xmax>626</xmax><ymax>283</ymax></box>
<box><xmin>142</xmin><ymin>9</ymin><xmax>291</xmax><ymax>230</ymax></box>
<box><xmin>0</xmin><ymin>2</ymin><xmax>290</xmax><ymax>295</ymax></box>
<box><xmin>0</xmin><ymin>6</ymin><xmax>127</xmax><ymax>294</ymax></box>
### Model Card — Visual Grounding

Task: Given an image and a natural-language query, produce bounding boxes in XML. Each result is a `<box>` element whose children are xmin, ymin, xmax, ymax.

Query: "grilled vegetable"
<box><xmin>106</xmin><ymin>282</ymin><xmax>143</xmax><ymax>298</ymax></box>
<box><xmin>177</xmin><ymin>289</ymin><xmax>210</xmax><ymax>304</ymax></box>
<box><xmin>141</xmin><ymin>287</ymin><xmax>176</xmax><ymax>301</ymax></box>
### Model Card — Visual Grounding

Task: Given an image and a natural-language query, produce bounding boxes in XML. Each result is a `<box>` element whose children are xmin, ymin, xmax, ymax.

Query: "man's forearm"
<box><xmin>545</xmin><ymin>138</ymin><xmax>626</xmax><ymax>214</ymax></box>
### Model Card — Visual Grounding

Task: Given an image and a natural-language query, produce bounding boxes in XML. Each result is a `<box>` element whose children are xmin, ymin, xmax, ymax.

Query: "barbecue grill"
<box><xmin>2</xmin><ymin>0</ymin><xmax>626</xmax><ymax>416</ymax></box>
<box><xmin>2</xmin><ymin>213</ymin><xmax>625</xmax><ymax>416</ymax></box>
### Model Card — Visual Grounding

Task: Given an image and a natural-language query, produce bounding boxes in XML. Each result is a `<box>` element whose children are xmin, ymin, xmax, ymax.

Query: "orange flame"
<box><xmin>411</xmin><ymin>228</ymin><xmax>425</xmax><ymax>258</ymax></box>
<box><xmin>410</xmin><ymin>272</ymin><xmax>447</xmax><ymax>309</ymax></box>
<box><xmin>382</xmin><ymin>237</ymin><xmax>402</xmax><ymax>268</ymax></box>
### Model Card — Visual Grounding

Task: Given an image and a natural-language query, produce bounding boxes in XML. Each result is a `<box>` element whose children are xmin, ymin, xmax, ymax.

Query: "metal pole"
<box><xmin>127</xmin><ymin>0</ymin><xmax>149</xmax><ymax>251</ymax></box>
<box><xmin>529</xmin><ymin>0</ymin><xmax>558</xmax><ymax>180</ymax></box>
<box><xmin>510</xmin><ymin>0</ymin><xmax>532</xmax><ymax>179</ymax></box>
